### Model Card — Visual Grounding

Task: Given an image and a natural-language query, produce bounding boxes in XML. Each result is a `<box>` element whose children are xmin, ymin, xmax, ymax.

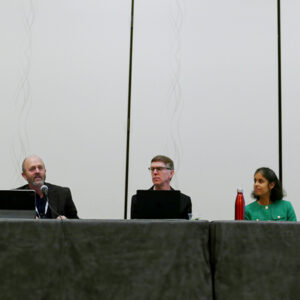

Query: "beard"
<box><xmin>28</xmin><ymin>175</ymin><xmax>46</xmax><ymax>187</ymax></box>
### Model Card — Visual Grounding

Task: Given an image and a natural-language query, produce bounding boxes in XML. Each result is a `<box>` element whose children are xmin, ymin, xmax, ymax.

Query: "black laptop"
<box><xmin>0</xmin><ymin>190</ymin><xmax>36</xmax><ymax>219</ymax></box>
<box><xmin>134</xmin><ymin>190</ymin><xmax>182</xmax><ymax>219</ymax></box>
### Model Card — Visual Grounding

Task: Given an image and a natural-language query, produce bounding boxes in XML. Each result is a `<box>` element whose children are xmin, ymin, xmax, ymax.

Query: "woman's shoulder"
<box><xmin>273</xmin><ymin>199</ymin><xmax>293</xmax><ymax>207</ymax></box>
<box><xmin>245</xmin><ymin>201</ymin><xmax>259</xmax><ymax>209</ymax></box>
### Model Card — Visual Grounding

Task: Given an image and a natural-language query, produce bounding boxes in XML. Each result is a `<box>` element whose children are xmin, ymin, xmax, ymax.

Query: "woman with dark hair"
<box><xmin>245</xmin><ymin>167</ymin><xmax>297</xmax><ymax>221</ymax></box>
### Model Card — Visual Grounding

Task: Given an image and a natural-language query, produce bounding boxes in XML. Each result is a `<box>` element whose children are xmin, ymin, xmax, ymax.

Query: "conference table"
<box><xmin>0</xmin><ymin>219</ymin><xmax>299</xmax><ymax>300</ymax></box>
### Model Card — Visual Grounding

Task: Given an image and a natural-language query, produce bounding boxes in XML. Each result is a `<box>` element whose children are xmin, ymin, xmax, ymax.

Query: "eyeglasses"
<box><xmin>148</xmin><ymin>167</ymin><xmax>172</xmax><ymax>172</ymax></box>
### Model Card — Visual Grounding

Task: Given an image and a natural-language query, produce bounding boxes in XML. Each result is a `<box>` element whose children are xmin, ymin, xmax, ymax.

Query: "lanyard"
<box><xmin>36</xmin><ymin>199</ymin><xmax>49</xmax><ymax>219</ymax></box>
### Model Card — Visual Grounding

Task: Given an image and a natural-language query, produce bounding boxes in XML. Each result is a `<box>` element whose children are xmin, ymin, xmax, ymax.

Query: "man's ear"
<box><xmin>169</xmin><ymin>170</ymin><xmax>175</xmax><ymax>180</ymax></box>
<box><xmin>22</xmin><ymin>172</ymin><xmax>27</xmax><ymax>181</ymax></box>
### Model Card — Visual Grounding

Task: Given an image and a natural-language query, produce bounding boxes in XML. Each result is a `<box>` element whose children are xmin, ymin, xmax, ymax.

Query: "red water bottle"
<box><xmin>235</xmin><ymin>188</ymin><xmax>245</xmax><ymax>220</ymax></box>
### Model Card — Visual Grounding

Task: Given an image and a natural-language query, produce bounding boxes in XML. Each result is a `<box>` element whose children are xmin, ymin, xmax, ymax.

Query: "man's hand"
<box><xmin>57</xmin><ymin>215</ymin><xmax>67</xmax><ymax>220</ymax></box>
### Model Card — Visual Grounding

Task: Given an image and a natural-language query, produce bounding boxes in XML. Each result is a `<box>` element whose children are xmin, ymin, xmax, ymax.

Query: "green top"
<box><xmin>245</xmin><ymin>200</ymin><xmax>297</xmax><ymax>221</ymax></box>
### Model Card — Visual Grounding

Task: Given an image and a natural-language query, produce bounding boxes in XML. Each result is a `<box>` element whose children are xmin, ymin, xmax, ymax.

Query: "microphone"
<box><xmin>40</xmin><ymin>185</ymin><xmax>48</xmax><ymax>197</ymax></box>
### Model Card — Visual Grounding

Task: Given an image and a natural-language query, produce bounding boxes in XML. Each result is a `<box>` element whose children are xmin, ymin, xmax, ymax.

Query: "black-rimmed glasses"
<box><xmin>148</xmin><ymin>167</ymin><xmax>172</xmax><ymax>172</ymax></box>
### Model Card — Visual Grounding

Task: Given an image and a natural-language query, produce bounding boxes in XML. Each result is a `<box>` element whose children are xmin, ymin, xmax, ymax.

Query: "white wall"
<box><xmin>1</xmin><ymin>0</ymin><xmax>297</xmax><ymax>220</ymax></box>
<box><xmin>282</xmin><ymin>0</ymin><xmax>300</xmax><ymax>218</ymax></box>
<box><xmin>0</xmin><ymin>0</ymin><xmax>131</xmax><ymax>218</ymax></box>
<box><xmin>129</xmin><ymin>0</ymin><xmax>278</xmax><ymax>220</ymax></box>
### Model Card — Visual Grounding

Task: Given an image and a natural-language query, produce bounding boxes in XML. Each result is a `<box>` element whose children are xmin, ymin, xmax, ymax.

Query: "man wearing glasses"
<box><xmin>130</xmin><ymin>155</ymin><xmax>192</xmax><ymax>219</ymax></box>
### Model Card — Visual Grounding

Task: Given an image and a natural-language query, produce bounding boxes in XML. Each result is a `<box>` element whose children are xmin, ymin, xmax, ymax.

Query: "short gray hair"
<box><xmin>151</xmin><ymin>155</ymin><xmax>174</xmax><ymax>170</ymax></box>
<box><xmin>22</xmin><ymin>155</ymin><xmax>45</xmax><ymax>172</ymax></box>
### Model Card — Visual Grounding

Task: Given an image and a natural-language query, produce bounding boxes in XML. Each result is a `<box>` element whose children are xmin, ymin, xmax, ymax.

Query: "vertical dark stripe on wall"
<box><xmin>124</xmin><ymin>0</ymin><xmax>135</xmax><ymax>219</ymax></box>
<box><xmin>277</xmin><ymin>0</ymin><xmax>283</xmax><ymax>182</ymax></box>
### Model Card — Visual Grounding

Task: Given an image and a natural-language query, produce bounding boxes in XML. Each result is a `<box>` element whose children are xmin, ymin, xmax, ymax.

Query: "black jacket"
<box><xmin>18</xmin><ymin>182</ymin><xmax>79</xmax><ymax>219</ymax></box>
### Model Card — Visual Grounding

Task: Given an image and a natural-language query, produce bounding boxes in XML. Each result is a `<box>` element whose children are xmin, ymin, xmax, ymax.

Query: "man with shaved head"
<box><xmin>19</xmin><ymin>155</ymin><xmax>78</xmax><ymax>219</ymax></box>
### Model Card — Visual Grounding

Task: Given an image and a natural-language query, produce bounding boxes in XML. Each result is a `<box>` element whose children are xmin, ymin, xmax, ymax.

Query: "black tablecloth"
<box><xmin>0</xmin><ymin>219</ymin><xmax>212</xmax><ymax>300</ymax></box>
<box><xmin>3</xmin><ymin>219</ymin><xmax>300</xmax><ymax>300</ymax></box>
<box><xmin>210</xmin><ymin>221</ymin><xmax>300</xmax><ymax>300</ymax></box>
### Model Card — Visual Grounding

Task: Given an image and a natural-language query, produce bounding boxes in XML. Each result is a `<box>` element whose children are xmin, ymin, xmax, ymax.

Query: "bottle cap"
<box><xmin>237</xmin><ymin>188</ymin><xmax>243</xmax><ymax>193</ymax></box>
